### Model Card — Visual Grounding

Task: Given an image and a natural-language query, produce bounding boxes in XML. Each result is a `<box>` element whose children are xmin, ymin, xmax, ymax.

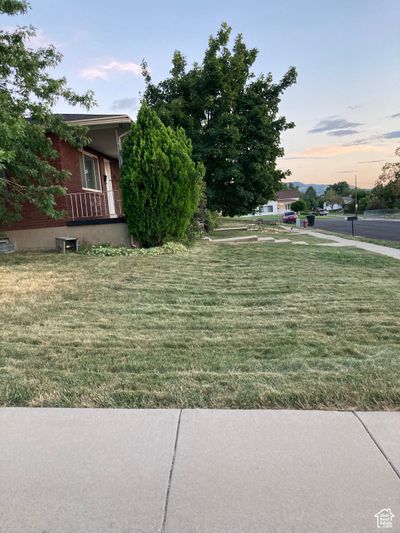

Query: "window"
<box><xmin>80</xmin><ymin>152</ymin><xmax>101</xmax><ymax>191</ymax></box>
<box><xmin>266</xmin><ymin>205</ymin><xmax>273</xmax><ymax>213</ymax></box>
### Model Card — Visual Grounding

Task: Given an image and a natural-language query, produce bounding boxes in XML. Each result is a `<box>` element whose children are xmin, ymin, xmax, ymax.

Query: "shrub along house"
<box><xmin>0</xmin><ymin>114</ymin><xmax>133</xmax><ymax>250</ymax></box>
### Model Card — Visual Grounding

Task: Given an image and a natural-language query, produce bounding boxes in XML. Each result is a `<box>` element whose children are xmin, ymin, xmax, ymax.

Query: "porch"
<box><xmin>66</xmin><ymin>190</ymin><xmax>123</xmax><ymax>222</ymax></box>
<box><xmin>62</xmin><ymin>114</ymin><xmax>131</xmax><ymax>223</ymax></box>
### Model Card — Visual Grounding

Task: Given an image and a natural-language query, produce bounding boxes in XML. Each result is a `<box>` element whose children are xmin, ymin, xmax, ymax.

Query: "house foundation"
<box><xmin>2</xmin><ymin>221</ymin><xmax>131</xmax><ymax>251</ymax></box>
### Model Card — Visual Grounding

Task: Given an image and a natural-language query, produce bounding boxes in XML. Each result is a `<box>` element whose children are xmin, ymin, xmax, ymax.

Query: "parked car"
<box><xmin>282</xmin><ymin>211</ymin><xmax>298</xmax><ymax>223</ymax></box>
<box><xmin>316</xmin><ymin>208</ymin><xmax>329</xmax><ymax>216</ymax></box>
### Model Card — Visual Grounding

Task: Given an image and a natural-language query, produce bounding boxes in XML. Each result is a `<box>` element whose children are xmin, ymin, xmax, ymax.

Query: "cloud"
<box><xmin>4</xmin><ymin>26</ymin><xmax>57</xmax><ymax>48</ymax></box>
<box><xmin>337</xmin><ymin>170</ymin><xmax>356</xmax><ymax>174</ymax></box>
<box><xmin>287</xmin><ymin>143</ymin><xmax>387</xmax><ymax>159</ymax></box>
<box><xmin>309</xmin><ymin>116</ymin><xmax>363</xmax><ymax>134</ymax></box>
<box><xmin>358</xmin><ymin>159</ymin><xmax>385</xmax><ymax>164</ymax></box>
<box><xmin>81</xmin><ymin>60</ymin><xmax>141</xmax><ymax>80</ymax></box>
<box><xmin>327</xmin><ymin>129</ymin><xmax>359</xmax><ymax>137</ymax></box>
<box><xmin>382</xmin><ymin>130</ymin><xmax>400</xmax><ymax>139</ymax></box>
<box><xmin>345</xmin><ymin>131</ymin><xmax>400</xmax><ymax>146</ymax></box>
<box><xmin>111</xmin><ymin>97</ymin><xmax>137</xmax><ymax>111</ymax></box>
<box><xmin>283</xmin><ymin>156</ymin><xmax>326</xmax><ymax>160</ymax></box>
<box><xmin>27</xmin><ymin>29</ymin><xmax>56</xmax><ymax>48</ymax></box>
<box><xmin>348</xmin><ymin>105</ymin><xmax>361</xmax><ymax>110</ymax></box>
<box><xmin>345</xmin><ymin>138</ymin><xmax>369</xmax><ymax>146</ymax></box>
<box><xmin>389</xmin><ymin>113</ymin><xmax>400</xmax><ymax>119</ymax></box>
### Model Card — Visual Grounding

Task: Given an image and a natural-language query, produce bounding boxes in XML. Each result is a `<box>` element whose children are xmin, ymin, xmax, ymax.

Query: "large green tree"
<box><xmin>344</xmin><ymin>188</ymin><xmax>371</xmax><ymax>213</ymax></box>
<box><xmin>0</xmin><ymin>0</ymin><xmax>94</xmax><ymax>224</ymax></box>
<box><xmin>324</xmin><ymin>189</ymin><xmax>343</xmax><ymax>209</ymax></box>
<box><xmin>121</xmin><ymin>103</ymin><xmax>203</xmax><ymax>247</ymax></box>
<box><xmin>304</xmin><ymin>186</ymin><xmax>318</xmax><ymax>210</ymax></box>
<box><xmin>367</xmin><ymin>148</ymin><xmax>400</xmax><ymax>210</ymax></box>
<box><xmin>142</xmin><ymin>23</ymin><xmax>297</xmax><ymax>216</ymax></box>
<box><xmin>325</xmin><ymin>181</ymin><xmax>352</xmax><ymax>197</ymax></box>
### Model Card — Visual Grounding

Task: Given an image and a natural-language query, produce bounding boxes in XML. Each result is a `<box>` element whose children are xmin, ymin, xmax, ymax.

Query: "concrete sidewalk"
<box><xmin>0</xmin><ymin>409</ymin><xmax>399</xmax><ymax>533</ymax></box>
<box><xmin>300</xmin><ymin>229</ymin><xmax>400</xmax><ymax>260</ymax></box>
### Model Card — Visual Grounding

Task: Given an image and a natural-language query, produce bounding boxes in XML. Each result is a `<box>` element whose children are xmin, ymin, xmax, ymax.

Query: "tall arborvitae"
<box><xmin>121</xmin><ymin>102</ymin><xmax>203</xmax><ymax>247</ymax></box>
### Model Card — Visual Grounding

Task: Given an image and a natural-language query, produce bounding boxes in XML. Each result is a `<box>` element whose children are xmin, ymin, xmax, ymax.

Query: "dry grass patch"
<box><xmin>0</xmin><ymin>240</ymin><xmax>399</xmax><ymax>409</ymax></box>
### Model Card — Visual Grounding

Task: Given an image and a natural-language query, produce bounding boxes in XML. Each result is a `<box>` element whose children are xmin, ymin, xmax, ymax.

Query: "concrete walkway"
<box><xmin>0</xmin><ymin>409</ymin><xmax>399</xmax><ymax>532</ymax></box>
<box><xmin>300</xmin><ymin>229</ymin><xmax>400</xmax><ymax>260</ymax></box>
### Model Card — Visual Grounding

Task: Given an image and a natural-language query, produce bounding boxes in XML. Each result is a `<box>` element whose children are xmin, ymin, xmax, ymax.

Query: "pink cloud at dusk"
<box><xmin>285</xmin><ymin>143</ymin><xmax>389</xmax><ymax>159</ymax></box>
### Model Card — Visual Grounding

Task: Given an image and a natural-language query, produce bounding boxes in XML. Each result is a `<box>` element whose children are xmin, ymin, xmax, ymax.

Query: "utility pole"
<box><xmin>354</xmin><ymin>174</ymin><xmax>358</xmax><ymax>215</ymax></box>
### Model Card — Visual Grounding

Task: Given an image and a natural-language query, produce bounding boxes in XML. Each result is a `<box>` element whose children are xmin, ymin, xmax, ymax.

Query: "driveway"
<box><xmin>313</xmin><ymin>217</ymin><xmax>400</xmax><ymax>241</ymax></box>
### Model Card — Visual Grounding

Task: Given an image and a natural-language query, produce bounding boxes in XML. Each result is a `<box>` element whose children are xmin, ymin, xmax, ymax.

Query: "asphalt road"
<box><xmin>312</xmin><ymin>218</ymin><xmax>400</xmax><ymax>242</ymax></box>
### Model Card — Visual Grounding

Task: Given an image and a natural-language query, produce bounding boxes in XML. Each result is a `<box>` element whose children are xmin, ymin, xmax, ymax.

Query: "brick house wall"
<box><xmin>0</xmin><ymin>136</ymin><xmax>121</xmax><ymax>232</ymax></box>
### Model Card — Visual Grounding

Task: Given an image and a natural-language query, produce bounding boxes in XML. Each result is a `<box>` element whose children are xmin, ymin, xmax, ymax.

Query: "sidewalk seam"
<box><xmin>353</xmin><ymin>411</ymin><xmax>400</xmax><ymax>481</ymax></box>
<box><xmin>161</xmin><ymin>408</ymin><xmax>182</xmax><ymax>533</ymax></box>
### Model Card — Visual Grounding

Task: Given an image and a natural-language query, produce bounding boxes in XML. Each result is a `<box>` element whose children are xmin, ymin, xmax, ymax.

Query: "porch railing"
<box><xmin>66</xmin><ymin>190</ymin><xmax>123</xmax><ymax>221</ymax></box>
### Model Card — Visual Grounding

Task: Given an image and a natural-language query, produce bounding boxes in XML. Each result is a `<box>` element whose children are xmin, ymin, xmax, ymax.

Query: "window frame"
<box><xmin>80</xmin><ymin>151</ymin><xmax>102</xmax><ymax>192</ymax></box>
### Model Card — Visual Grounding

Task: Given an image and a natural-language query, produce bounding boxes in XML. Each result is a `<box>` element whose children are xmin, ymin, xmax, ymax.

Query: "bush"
<box><xmin>183</xmin><ymin>208</ymin><xmax>220</xmax><ymax>245</ymax></box>
<box><xmin>183</xmin><ymin>218</ymin><xmax>203</xmax><ymax>246</ymax></box>
<box><xmin>80</xmin><ymin>242</ymin><xmax>188</xmax><ymax>257</ymax></box>
<box><xmin>291</xmin><ymin>199</ymin><xmax>306</xmax><ymax>212</ymax></box>
<box><xmin>204</xmin><ymin>209</ymin><xmax>220</xmax><ymax>232</ymax></box>
<box><xmin>121</xmin><ymin>102</ymin><xmax>204</xmax><ymax>248</ymax></box>
<box><xmin>183</xmin><ymin>179</ymin><xmax>220</xmax><ymax>244</ymax></box>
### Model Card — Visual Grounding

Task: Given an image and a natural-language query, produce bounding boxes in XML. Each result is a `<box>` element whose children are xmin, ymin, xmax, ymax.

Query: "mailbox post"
<box><xmin>346</xmin><ymin>215</ymin><xmax>358</xmax><ymax>236</ymax></box>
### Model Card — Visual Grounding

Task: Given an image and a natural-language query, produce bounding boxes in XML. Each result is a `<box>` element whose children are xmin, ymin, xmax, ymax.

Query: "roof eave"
<box><xmin>65</xmin><ymin>116</ymin><xmax>132</xmax><ymax>127</ymax></box>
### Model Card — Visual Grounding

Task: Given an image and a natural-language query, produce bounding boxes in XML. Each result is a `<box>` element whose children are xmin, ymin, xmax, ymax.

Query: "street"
<box><xmin>313</xmin><ymin>218</ymin><xmax>400</xmax><ymax>242</ymax></box>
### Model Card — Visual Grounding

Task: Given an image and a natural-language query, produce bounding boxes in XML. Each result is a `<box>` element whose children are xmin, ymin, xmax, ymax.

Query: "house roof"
<box><xmin>58</xmin><ymin>114</ymin><xmax>132</xmax><ymax>159</ymax></box>
<box><xmin>59</xmin><ymin>113</ymin><xmax>132</xmax><ymax>126</ymax></box>
<box><xmin>60</xmin><ymin>113</ymin><xmax>129</xmax><ymax>121</ymax></box>
<box><xmin>276</xmin><ymin>189</ymin><xmax>301</xmax><ymax>201</ymax></box>
<box><xmin>61</xmin><ymin>114</ymin><xmax>110</xmax><ymax>121</ymax></box>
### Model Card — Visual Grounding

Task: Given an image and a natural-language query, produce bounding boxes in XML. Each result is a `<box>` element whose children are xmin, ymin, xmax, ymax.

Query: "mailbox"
<box><xmin>346</xmin><ymin>215</ymin><xmax>358</xmax><ymax>236</ymax></box>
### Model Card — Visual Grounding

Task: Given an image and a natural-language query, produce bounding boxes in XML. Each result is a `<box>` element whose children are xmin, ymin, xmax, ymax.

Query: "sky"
<box><xmin>4</xmin><ymin>0</ymin><xmax>400</xmax><ymax>188</ymax></box>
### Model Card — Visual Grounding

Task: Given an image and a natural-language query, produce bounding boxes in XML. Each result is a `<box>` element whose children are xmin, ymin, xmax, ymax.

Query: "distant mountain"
<box><xmin>288</xmin><ymin>182</ymin><xmax>329</xmax><ymax>195</ymax></box>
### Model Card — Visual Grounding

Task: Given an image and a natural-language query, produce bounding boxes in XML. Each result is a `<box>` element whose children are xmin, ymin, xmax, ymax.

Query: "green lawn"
<box><xmin>1</xmin><ymin>237</ymin><xmax>399</xmax><ymax>409</ymax></box>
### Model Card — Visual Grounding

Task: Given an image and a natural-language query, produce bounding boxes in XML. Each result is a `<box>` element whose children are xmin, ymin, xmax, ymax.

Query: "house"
<box><xmin>323</xmin><ymin>195</ymin><xmax>353</xmax><ymax>212</ymax></box>
<box><xmin>0</xmin><ymin>114</ymin><xmax>133</xmax><ymax>250</ymax></box>
<box><xmin>257</xmin><ymin>189</ymin><xmax>301</xmax><ymax>215</ymax></box>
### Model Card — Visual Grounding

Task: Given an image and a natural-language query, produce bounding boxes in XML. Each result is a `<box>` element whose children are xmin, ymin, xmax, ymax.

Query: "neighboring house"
<box><xmin>0</xmin><ymin>114</ymin><xmax>132</xmax><ymax>250</ymax></box>
<box><xmin>258</xmin><ymin>200</ymin><xmax>278</xmax><ymax>215</ymax></box>
<box><xmin>257</xmin><ymin>190</ymin><xmax>301</xmax><ymax>215</ymax></box>
<box><xmin>323</xmin><ymin>195</ymin><xmax>352</xmax><ymax>212</ymax></box>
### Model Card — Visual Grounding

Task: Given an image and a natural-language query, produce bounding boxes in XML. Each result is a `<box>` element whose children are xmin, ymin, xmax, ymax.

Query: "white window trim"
<box><xmin>81</xmin><ymin>151</ymin><xmax>102</xmax><ymax>192</ymax></box>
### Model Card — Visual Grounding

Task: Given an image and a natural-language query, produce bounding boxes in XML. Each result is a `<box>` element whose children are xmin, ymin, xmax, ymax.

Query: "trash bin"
<box><xmin>306</xmin><ymin>214</ymin><xmax>315</xmax><ymax>227</ymax></box>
